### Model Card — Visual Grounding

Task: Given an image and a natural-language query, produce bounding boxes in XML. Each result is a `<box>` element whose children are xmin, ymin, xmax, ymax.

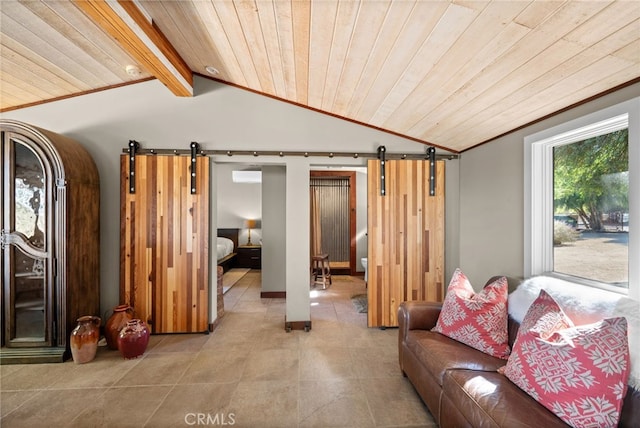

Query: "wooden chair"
<box><xmin>311</xmin><ymin>254</ymin><xmax>332</xmax><ymax>289</ymax></box>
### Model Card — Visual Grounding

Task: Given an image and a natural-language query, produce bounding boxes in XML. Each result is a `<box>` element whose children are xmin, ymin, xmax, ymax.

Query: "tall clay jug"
<box><xmin>70</xmin><ymin>316</ymin><xmax>101</xmax><ymax>364</ymax></box>
<box><xmin>104</xmin><ymin>304</ymin><xmax>134</xmax><ymax>350</ymax></box>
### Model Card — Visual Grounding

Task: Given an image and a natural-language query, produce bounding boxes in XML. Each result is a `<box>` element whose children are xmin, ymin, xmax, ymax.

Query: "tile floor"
<box><xmin>1</xmin><ymin>271</ymin><xmax>435</xmax><ymax>427</ymax></box>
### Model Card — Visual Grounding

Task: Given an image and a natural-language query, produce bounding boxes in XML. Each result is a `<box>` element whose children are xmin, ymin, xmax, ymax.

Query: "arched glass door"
<box><xmin>1</xmin><ymin>135</ymin><xmax>52</xmax><ymax>347</ymax></box>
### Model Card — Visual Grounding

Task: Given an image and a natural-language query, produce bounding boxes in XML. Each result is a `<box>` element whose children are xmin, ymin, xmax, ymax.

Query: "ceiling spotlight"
<box><xmin>125</xmin><ymin>65</ymin><xmax>142</xmax><ymax>77</ymax></box>
<box><xmin>205</xmin><ymin>66</ymin><xmax>220</xmax><ymax>75</ymax></box>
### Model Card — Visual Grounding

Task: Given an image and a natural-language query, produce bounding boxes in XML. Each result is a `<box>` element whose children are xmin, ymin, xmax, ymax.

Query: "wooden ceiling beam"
<box><xmin>73</xmin><ymin>0</ymin><xmax>192</xmax><ymax>97</ymax></box>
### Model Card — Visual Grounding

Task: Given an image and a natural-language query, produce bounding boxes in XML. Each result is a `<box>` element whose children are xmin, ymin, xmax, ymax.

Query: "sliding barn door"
<box><xmin>367</xmin><ymin>159</ymin><xmax>445</xmax><ymax>327</ymax></box>
<box><xmin>120</xmin><ymin>154</ymin><xmax>209</xmax><ymax>333</ymax></box>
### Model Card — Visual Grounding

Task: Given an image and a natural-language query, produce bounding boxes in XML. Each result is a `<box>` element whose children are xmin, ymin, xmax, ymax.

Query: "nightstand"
<box><xmin>236</xmin><ymin>245</ymin><xmax>262</xmax><ymax>269</ymax></box>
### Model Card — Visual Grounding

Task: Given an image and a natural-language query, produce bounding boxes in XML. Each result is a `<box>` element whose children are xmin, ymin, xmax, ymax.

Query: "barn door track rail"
<box><xmin>121</xmin><ymin>143</ymin><xmax>457</xmax><ymax>161</ymax></box>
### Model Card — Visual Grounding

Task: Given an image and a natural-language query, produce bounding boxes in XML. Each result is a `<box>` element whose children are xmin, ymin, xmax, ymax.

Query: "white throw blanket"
<box><xmin>508</xmin><ymin>276</ymin><xmax>639</xmax><ymax>389</ymax></box>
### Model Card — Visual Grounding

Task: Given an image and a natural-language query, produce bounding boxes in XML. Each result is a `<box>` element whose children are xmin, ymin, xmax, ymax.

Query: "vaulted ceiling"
<box><xmin>1</xmin><ymin>1</ymin><xmax>639</xmax><ymax>152</ymax></box>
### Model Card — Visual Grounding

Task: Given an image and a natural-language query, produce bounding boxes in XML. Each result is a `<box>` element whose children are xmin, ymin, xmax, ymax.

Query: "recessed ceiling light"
<box><xmin>125</xmin><ymin>65</ymin><xmax>141</xmax><ymax>77</ymax></box>
<box><xmin>205</xmin><ymin>66</ymin><xmax>220</xmax><ymax>75</ymax></box>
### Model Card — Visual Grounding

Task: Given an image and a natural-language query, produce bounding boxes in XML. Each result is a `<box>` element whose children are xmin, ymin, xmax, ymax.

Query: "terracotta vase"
<box><xmin>104</xmin><ymin>304</ymin><xmax>134</xmax><ymax>350</ymax></box>
<box><xmin>70</xmin><ymin>316</ymin><xmax>101</xmax><ymax>364</ymax></box>
<box><xmin>117</xmin><ymin>319</ymin><xmax>150</xmax><ymax>359</ymax></box>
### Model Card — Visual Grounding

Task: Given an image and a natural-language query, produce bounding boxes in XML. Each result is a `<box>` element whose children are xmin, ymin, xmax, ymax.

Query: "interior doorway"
<box><xmin>310</xmin><ymin>171</ymin><xmax>356</xmax><ymax>275</ymax></box>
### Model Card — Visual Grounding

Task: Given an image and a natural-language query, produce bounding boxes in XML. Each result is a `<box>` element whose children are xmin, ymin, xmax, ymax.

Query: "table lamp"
<box><xmin>245</xmin><ymin>219</ymin><xmax>256</xmax><ymax>245</ymax></box>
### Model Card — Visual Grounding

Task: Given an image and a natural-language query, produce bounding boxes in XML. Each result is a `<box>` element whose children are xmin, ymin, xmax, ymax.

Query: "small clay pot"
<box><xmin>70</xmin><ymin>316</ymin><xmax>101</xmax><ymax>364</ymax></box>
<box><xmin>104</xmin><ymin>304</ymin><xmax>134</xmax><ymax>350</ymax></box>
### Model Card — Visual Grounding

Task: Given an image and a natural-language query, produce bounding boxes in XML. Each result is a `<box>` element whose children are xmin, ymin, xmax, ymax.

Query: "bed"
<box><xmin>217</xmin><ymin>228</ymin><xmax>239</xmax><ymax>273</ymax></box>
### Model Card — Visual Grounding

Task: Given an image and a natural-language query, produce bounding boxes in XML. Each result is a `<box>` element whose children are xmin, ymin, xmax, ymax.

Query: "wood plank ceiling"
<box><xmin>1</xmin><ymin>0</ymin><xmax>639</xmax><ymax>153</ymax></box>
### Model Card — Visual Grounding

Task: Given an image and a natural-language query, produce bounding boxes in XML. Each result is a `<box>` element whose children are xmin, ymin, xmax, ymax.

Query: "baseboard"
<box><xmin>260</xmin><ymin>291</ymin><xmax>286</xmax><ymax>298</ymax></box>
<box><xmin>284</xmin><ymin>319</ymin><xmax>311</xmax><ymax>332</ymax></box>
<box><xmin>0</xmin><ymin>346</ymin><xmax>68</xmax><ymax>364</ymax></box>
<box><xmin>208</xmin><ymin>316</ymin><xmax>222</xmax><ymax>332</ymax></box>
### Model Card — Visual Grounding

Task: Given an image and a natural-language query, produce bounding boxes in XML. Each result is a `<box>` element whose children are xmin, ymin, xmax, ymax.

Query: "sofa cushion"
<box><xmin>405</xmin><ymin>329</ymin><xmax>506</xmax><ymax>386</ymax></box>
<box><xmin>504</xmin><ymin>307</ymin><xmax>630</xmax><ymax>428</ymax></box>
<box><xmin>620</xmin><ymin>386</ymin><xmax>640</xmax><ymax>427</ymax></box>
<box><xmin>442</xmin><ymin>369</ymin><xmax>570</xmax><ymax>428</ymax></box>
<box><xmin>433</xmin><ymin>268</ymin><xmax>510</xmax><ymax>359</ymax></box>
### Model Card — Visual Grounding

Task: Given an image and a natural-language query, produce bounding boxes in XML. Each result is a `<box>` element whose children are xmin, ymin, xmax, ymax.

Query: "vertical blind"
<box><xmin>310</xmin><ymin>177</ymin><xmax>350</xmax><ymax>263</ymax></box>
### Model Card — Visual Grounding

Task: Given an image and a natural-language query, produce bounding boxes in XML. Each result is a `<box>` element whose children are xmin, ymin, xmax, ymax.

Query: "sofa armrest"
<box><xmin>398</xmin><ymin>301</ymin><xmax>443</xmax><ymax>338</ymax></box>
<box><xmin>398</xmin><ymin>301</ymin><xmax>443</xmax><ymax>374</ymax></box>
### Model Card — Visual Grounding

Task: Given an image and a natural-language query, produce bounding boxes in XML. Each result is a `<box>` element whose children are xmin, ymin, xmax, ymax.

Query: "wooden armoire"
<box><xmin>0</xmin><ymin>120</ymin><xmax>100</xmax><ymax>363</ymax></box>
<box><xmin>367</xmin><ymin>159</ymin><xmax>445</xmax><ymax>328</ymax></box>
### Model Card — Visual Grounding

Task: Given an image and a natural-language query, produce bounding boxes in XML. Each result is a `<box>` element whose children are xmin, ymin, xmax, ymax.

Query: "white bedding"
<box><xmin>217</xmin><ymin>237</ymin><xmax>234</xmax><ymax>260</ymax></box>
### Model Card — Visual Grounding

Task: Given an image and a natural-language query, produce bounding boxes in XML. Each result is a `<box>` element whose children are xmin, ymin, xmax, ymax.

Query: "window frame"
<box><xmin>524</xmin><ymin>97</ymin><xmax>639</xmax><ymax>300</ymax></box>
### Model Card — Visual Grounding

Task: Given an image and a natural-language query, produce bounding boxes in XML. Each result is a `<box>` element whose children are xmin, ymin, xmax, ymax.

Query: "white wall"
<box><xmin>0</xmin><ymin>75</ymin><xmax>439</xmax><ymax>316</ymax></box>
<box><xmin>355</xmin><ymin>169</ymin><xmax>367</xmax><ymax>272</ymax></box>
<box><xmin>215</xmin><ymin>162</ymin><xmax>262</xmax><ymax>245</ymax></box>
<box><xmin>444</xmin><ymin>159</ymin><xmax>460</xmax><ymax>283</ymax></box>
<box><xmin>459</xmin><ymin>82</ymin><xmax>640</xmax><ymax>289</ymax></box>
<box><xmin>261</xmin><ymin>166</ymin><xmax>286</xmax><ymax>293</ymax></box>
<box><xmin>285</xmin><ymin>159</ymin><xmax>310</xmax><ymax>323</ymax></box>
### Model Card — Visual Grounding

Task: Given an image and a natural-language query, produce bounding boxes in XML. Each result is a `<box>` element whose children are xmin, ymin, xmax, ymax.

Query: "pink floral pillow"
<box><xmin>503</xmin><ymin>291</ymin><xmax>630</xmax><ymax>428</ymax></box>
<box><xmin>432</xmin><ymin>268</ymin><xmax>510</xmax><ymax>359</ymax></box>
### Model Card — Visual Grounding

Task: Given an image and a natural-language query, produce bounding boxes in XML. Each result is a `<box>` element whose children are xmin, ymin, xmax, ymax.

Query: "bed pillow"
<box><xmin>217</xmin><ymin>237</ymin><xmax>234</xmax><ymax>253</ymax></box>
<box><xmin>432</xmin><ymin>268</ymin><xmax>510</xmax><ymax>359</ymax></box>
<box><xmin>503</xmin><ymin>292</ymin><xmax>630</xmax><ymax>428</ymax></box>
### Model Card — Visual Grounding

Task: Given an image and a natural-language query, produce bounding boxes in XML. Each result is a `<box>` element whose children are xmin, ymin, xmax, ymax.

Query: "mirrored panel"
<box><xmin>14</xmin><ymin>141</ymin><xmax>46</xmax><ymax>249</ymax></box>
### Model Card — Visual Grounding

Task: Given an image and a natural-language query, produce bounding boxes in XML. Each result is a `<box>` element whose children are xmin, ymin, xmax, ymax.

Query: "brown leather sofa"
<box><xmin>398</xmin><ymin>299</ymin><xmax>640</xmax><ymax>427</ymax></box>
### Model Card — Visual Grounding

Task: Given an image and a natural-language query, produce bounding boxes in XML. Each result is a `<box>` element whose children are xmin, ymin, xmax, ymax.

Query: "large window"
<box><xmin>553</xmin><ymin>128</ymin><xmax>628</xmax><ymax>287</ymax></box>
<box><xmin>525</xmin><ymin>98</ymin><xmax>639</xmax><ymax>299</ymax></box>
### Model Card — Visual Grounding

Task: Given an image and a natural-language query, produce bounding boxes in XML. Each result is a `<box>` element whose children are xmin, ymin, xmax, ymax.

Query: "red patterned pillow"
<box><xmin>432</xmin><ymin>268</ymin><xmax>510</xmax><ymax>359</ymax></box>
<box><xmin>498</xmin><ymin>289</ymin><xmax>574</xmax><ymax>375</ymax></box>
<box><xmin>503</xmin><ymin>294</ymin><xmax>630</xmax><ymax>428</ymax></box>
<box><xmin>519</xmin><ymin>289</ymin><xmax>574</xmax><ymax>340</ymax></box>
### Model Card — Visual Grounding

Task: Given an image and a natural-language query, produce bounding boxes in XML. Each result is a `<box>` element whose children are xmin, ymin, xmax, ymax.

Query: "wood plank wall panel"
<box><xmin>120</xmin><ymin>154</ymin><xmax>209</xmax><ymax>333</ymax></box>
<box><xmin>367</xmin><ymin>159</ymin><xmax>445</xmax><ymax>327</ymax></box>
